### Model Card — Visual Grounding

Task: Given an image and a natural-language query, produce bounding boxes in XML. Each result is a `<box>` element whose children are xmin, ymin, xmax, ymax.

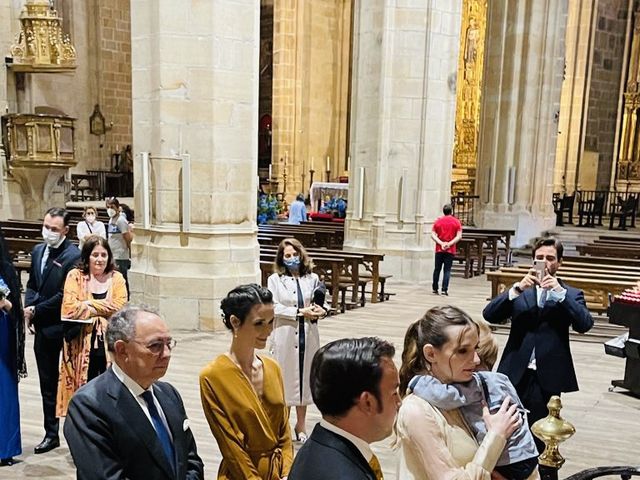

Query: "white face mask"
<box><xmin>85</xmin><ymin>214</ymin><xmax>96</xmax><ymax>224</ymax></box>
<box><xmin>107</xmin><ymin>208</ymin><xmax>117</xmax><ymax>218</ymax></box>
<box><xmin>42</xmin><ymin>227</ymin><xmax>62</xmax><ymax>247</ymax></box>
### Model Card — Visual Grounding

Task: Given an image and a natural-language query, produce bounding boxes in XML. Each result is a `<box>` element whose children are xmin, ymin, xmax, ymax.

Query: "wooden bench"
<box><xmin>576</xmin><ymin>244</ymin><xmax>640</xmax><ymax>259</ymax></box>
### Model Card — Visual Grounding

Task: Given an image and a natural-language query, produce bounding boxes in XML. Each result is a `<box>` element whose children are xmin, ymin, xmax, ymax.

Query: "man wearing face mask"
<box><xmin>25</xmin><ymin>207</ymin><xmax>81</xmax><ymax>454</ymax></box>
<box><xmin>106</xmin><ymin>197</ymin><xmax>132</xmax><ymax>298</ymax></box>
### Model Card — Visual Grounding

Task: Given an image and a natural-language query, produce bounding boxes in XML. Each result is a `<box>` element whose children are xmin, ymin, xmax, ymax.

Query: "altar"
<box><xmin>309</xmin><ymin>181</ymin><xmax>349</xmax><ymax>212</ymax></box>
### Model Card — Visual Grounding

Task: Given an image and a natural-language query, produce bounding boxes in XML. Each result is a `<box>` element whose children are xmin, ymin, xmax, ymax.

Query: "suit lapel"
<box><xmin>108</xmin><ymin>372</ymin><xmax>175</xmax><ymax>479</ymax></box>
<box><xmin>313</xmin><ymin>425</ymin><xmax>374</xmax><ymax>479</ymax></box>
<box><xmin>32</xmin><ymin>244</ymin><xmax>44</xmax><ymax>287</ymax></box>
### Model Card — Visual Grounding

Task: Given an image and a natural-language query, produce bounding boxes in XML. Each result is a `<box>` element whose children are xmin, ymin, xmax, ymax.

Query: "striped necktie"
<box><xmin>369</xmin><ymin>454</ymin><xmax>384</xmax><ymax>480</ymax></box>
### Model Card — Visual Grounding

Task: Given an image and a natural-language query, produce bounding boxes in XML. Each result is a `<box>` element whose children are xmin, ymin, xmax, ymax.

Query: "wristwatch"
<box><xmin>513</xmin><ymin>283</ymin><xmax>524</xmax><ymax>294</ymax></box>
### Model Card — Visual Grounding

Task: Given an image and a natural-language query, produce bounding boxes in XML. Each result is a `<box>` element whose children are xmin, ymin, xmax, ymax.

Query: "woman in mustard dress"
<box><xmin>200</xmin><ymin>284</ymin><xmax>293</xmax><ymax>480</ymax></box>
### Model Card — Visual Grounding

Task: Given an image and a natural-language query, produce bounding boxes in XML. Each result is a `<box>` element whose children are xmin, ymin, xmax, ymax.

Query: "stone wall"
<box><xmin>584</xmin><ymin>0</ymin><xmax>627</xmax><ymax>189</ymax></box>
<box><xmin>91</xmin><ymin>0</ymin><xmax>133</xmax><ymax>164</ymax></box>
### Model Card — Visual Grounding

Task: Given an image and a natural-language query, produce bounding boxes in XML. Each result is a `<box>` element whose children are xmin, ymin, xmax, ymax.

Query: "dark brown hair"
<box><xmin>78</xmin><ymin>235</ymin><xmax>115</xmax><ymax>275</ymax></box>
<box><xmin>532</xmin><ymin>236</ymin><xmax>563</xmax><ymax>261</ymax></box>
<box><xmin>273</xmin><ymin>238</ymin><xmax>313</xmax><ymax>276</ymax></box>
<box><xmin>399</xmin><ymin>305</ymin><xmax>478</xmax><ymax>397</ymax></box>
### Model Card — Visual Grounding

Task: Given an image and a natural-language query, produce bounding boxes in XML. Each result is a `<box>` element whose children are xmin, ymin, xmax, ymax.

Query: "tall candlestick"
<box><xmin>268</xmin><ymin>164</ymin><xmax>272</xmax><ymax>180</ymax></box>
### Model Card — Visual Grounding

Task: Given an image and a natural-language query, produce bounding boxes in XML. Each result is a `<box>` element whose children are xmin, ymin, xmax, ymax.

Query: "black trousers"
<box><xmin>515</xmin><ymin>368</ymin><xmax>560</xmax><ymax>454</ymax></box>
<box><xmin>432</xmin><ymin>252</ymin><xmax>454</xmax><ymax>292</ymax></box>
<box><xmin>34</xmin><ymin>331</ymin><xmax>63</xmax><ymax>439</ymax></box>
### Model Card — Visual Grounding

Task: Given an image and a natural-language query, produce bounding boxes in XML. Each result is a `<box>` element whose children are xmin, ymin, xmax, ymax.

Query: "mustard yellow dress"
<box><xmin>200</xmin><ymin>354</ymin><xmax>293</xmax><ymax>480</ymax></box>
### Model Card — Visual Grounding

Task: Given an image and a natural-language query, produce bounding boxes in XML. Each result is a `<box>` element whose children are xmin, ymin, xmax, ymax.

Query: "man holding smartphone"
<box><xmin>482</xmin><ymin>236</ymin><xmax>593</xmax><ymax>456</ymax></box>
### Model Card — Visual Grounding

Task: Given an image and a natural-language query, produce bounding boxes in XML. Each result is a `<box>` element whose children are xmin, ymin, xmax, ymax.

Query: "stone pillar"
<box><xmin>476</xmin><ymin>0</ymin><xmax>567</xmax><ymax>246</ymax></box>
<box><xmin>554</xmin><ymin>0</ymin><xmax>597</xmax><ymax>194</ymax></box>
<box><xmin>272</xmin><ymin>0</ymin><xmax>352</xmax><ymax>199</ymax></box>
<box><xmin>129</xmin><ymin>0</ymin><xmax>260</xmax><ymax>330</ymax></box>
<box><xmin>345</xmin><ymin>0</ymin><xmax>462</xmax><ymax>281</ymax></box>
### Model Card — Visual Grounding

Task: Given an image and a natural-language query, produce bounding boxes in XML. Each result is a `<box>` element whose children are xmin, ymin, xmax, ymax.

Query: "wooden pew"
<box><xmin>464</xmin><ymin>227</ymin><xmax>515</xmax><ymax>266</ymax></box>
<box><xmin>576</xmin><ymin>244</ymin><xmax>640</xmax><ymax>259</ymax></box>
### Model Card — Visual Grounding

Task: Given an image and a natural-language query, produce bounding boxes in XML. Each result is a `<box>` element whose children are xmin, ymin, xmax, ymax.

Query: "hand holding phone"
<box><xmin>533</xmin><ymin>260</ymin><xmax>546</xmax><ymax>282</ymax></box>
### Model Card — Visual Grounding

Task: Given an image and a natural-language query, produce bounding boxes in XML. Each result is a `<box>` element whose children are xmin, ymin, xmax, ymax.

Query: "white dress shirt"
<box><xmin>320</xmin><ymin>419</ymin><xmax>373</xmax><ymax>463</ymax></box>
<box><xmin>111</xmin><ymin>362</ymin><xmax>173</xmax><ymax>440</ymax></box>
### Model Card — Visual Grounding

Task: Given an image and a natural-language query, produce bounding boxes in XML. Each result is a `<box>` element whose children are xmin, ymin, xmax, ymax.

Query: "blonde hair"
<box><xmin>476</xmin><ymin>319</ymin><xmax>498</xmax><ymax>371</ymax></box>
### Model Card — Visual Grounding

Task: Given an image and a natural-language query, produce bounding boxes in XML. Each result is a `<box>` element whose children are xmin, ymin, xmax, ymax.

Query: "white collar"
<box><xmin>111</xmin><ymin>362</ymin><xmax>149</xmax><ymax>397</ymax></box>
<box><xmin>320</xmin><ymin>419</ymin><xmax>373</xmax><ymax>462</ymax></box>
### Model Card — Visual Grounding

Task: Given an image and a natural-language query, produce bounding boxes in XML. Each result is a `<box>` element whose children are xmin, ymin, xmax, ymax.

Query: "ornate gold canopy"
<box><xmin>8</xmin><ymin>0</ymin><xmax>77</xmax><ymax>72</ymax></box>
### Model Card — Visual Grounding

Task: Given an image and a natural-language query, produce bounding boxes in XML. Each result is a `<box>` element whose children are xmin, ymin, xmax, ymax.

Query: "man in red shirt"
<box><xmin>431</xmin><ymin>204</ymin><xmax>462</xmax><ymax>295</ymax></box>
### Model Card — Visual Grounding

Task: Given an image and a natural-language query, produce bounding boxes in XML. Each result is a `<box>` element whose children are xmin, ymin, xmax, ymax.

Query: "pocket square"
<box><xmin>53</xmin><ymin>260</ymin><xmax>62</xmax><ymax>267</ymax></box>
<box><xmin>183</xmin><ymin>419</ymin><xmax>190</xmax><ymax>431</ymax></box>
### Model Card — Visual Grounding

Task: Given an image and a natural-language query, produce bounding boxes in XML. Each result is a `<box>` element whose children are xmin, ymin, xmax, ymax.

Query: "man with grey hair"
<box><xmin>63</xmin><ymin>305</ymin><xmax>204</xmax><ymax>480</ymax></box>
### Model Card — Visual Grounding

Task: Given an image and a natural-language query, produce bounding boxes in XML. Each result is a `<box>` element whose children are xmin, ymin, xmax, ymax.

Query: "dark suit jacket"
<box><xmin>64</xmin><ymin>368</ymin><xmax>204</xmax><ymax>480</ymax></box>
<box><xmin>25</xmin><ymin>238</ymin><xmax>81</xmax><ymax>338</ymax></box>
<box><xmin>483</xmin><ymin>280</ymin><xmax>594</xmax><ymax>393</ymax></box>
<box><xmin>288</xmin><ymin>424</ymin><xmax>376</xmax><ymax>480</ymax></box>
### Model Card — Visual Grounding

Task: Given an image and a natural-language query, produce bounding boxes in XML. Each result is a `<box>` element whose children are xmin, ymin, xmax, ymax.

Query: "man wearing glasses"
<box><xmin>64</xmin><ymin>305</ymin><xmax>204</xmax><ymax>480</ymax></box>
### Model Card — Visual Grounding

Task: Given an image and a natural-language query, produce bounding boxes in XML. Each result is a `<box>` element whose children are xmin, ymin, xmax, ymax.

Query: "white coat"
<box><xmin>267</xmin><ymin>272</ymin><xmax>321</xmax><ymax>406</ymax></box>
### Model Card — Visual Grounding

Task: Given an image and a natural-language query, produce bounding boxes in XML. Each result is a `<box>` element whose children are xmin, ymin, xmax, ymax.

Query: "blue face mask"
<box><xmin>283</xmin><ymin>256</ymin><xmax>300</xmax><ymax>270</ymax></box>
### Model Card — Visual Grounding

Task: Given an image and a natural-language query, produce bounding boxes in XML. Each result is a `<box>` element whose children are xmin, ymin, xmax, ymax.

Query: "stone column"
<box><xmin>345</xmin><ymin>0</ymin><xmax>462</xmax><ymax>281</ymax></box>
<box><xmin>272</xmin><ymin>0</ymin><xmax>352</xmax><ymax>200</ymax></box>
<box><xmin>476</xmin><ymin>0</ymin><xmax>567</xmax><ymax>246</ymax></box>
<box><xmin>129</xmin><ymin>0</ymin><xmax>260</xmax><ymax>330</ymax></box>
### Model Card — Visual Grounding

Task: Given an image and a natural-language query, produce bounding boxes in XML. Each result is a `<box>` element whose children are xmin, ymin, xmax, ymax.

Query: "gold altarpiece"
<box><xmin>452</xmin><ymin>0</ymin><xmax>487</xmax><ymax>196</ymax></box>
<box><xmin>617</xmin><ymin>9</ymin><xmax>640</xmax><ymax>191</ymax></box>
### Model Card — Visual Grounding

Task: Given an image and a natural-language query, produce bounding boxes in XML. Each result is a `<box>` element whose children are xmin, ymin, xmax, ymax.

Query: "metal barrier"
<box><xmin>451</xmin><ymin>194</ymin><xmax>479</xmax><ymax>226</ymax></box>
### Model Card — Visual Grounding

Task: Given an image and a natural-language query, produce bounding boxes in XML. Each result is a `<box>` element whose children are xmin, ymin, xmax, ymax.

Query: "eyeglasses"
<box><xmin>131</xmin><ymin>339</ymin><xmax>177</xmax><ymax>355</ymax></box>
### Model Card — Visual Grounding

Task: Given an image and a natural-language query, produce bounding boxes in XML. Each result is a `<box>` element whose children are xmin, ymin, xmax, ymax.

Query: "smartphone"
<box><xmin>533</xmin><ymin>260</ymin><xmax>546</xmax><ymax>281</ymax></box>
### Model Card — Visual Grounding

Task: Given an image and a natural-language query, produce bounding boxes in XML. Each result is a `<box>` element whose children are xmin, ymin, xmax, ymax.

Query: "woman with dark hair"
<box><xmin>199</xmin><ymin>284</ymin><xmax>293</xmax><ymax>480</ymax></box>
<box><xmin>56</xmin><ymin>235</ymin><xmax>127</xmax><ymax>417</ymax></box>
<box><xmin>267</xmin><ymin>238</ymin><xmax>326</xmax><ymax>443</ymax></box>
<box><xmin>0</xmin><ymin>228</ymin><xmax>26</xmax><ymax>466</ymax></box>
<box><xmin>395</xmin><ymin>305</ymin><xmax>527</xmax><ymax>480</ymax></box>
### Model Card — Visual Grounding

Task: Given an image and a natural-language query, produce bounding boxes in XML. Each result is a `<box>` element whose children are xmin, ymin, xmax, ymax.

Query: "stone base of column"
<box><xmin>128</xmin><ymin>230</ymin><xmax>260</xmax><ymax>331</ymax></box>
<box><xmin>478</xmin><ymin>207</ymin><xmax>556</xmax><ymax>248</ymax></box>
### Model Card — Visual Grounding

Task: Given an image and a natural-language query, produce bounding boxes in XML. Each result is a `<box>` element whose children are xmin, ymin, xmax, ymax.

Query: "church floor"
<box><xmin>3</xmin><ymin>274</ymin><xmax>639</xmax><ymax>479</ymax></box>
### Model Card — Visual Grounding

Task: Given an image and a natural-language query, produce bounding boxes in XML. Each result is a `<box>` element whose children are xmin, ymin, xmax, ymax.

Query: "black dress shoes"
<box><xmin>34</xmin><ymin>437</ymin><xmax>60</xmax><ymax>454</ymax></box>
<box><xmin>1</xmin><ymin>458</ymin><xmax>15</xmax><ymax>466</ymax></box>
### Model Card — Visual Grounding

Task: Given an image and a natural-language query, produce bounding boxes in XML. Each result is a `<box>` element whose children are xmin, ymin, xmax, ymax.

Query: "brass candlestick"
<box><xmin>531</xmin><ymin>396</ymin><xmax>575</xmax><ymax>471</ymax></box>
<box><xmin>325</xmin><ymin>169</ymin><xmax>331</xmax><ymax>182</ymax></box>
<box><xmin>309</xmin><ymin>169</ymin><xmax>315</xmax><ymax>189</ymax></box>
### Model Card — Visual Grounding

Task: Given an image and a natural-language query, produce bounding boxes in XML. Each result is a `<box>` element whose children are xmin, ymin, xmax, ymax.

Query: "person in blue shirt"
<box><xmin>288</xmin><ymin>194</ymin><xmax>308</xmax><ymax>225</ymax></box>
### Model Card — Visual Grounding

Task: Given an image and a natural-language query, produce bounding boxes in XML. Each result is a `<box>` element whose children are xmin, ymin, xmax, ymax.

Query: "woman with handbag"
<box><xmin>56</xmin><ymin>235</ymin><xmax>127</xmax><ymax>417</ymax></box>
<box><xmin>267</xmin><ymin>238</ymin><xmax>326</xmax><ymax>443</ymax></box>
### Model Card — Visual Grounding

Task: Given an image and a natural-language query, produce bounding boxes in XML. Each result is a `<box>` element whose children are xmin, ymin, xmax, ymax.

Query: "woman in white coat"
<box><xmin>267</xmin><ymin>238</ymin><xmax>325</xmax><ymax>443</ymax></box>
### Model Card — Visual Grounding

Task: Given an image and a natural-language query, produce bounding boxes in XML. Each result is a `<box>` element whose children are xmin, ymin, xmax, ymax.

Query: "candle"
<box><xmin>326</xmin><ymin>156</ymin><xmax>330</xmax><ymax>171</ymax></box>
<box><xmin>311</xmin><ymin>156</ymin><xmax>315</xmax><ymax>171</ymax></box>
<box><xmin>347</xmin><ymin>156</ymin><xmax>351</xmax><ymax>172</ymax></box>
<box><xmin>268</xmin><ymin>164</ymin><xmax>272</xmax><ymax>180</ymax></box>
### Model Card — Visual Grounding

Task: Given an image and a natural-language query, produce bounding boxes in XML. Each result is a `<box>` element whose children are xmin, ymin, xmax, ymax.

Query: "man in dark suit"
<box><xmin>64</xmin><ymin>304</ymin><xmax>204</xmax><ymax>480</ymax></box>
<box><xmin>483</xmin><ymin>236</ymin><xmax>593</xmax><ymax>453</ymax></box>
<box><xmin>288</xmin><ymin>337</ymin><xmax>400</xmax><ymax>480</ymax></box>
<box><xmin>24</xmin><ymin>207</ymin><xmax>81</xmax><ymax>454</ymax></box>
